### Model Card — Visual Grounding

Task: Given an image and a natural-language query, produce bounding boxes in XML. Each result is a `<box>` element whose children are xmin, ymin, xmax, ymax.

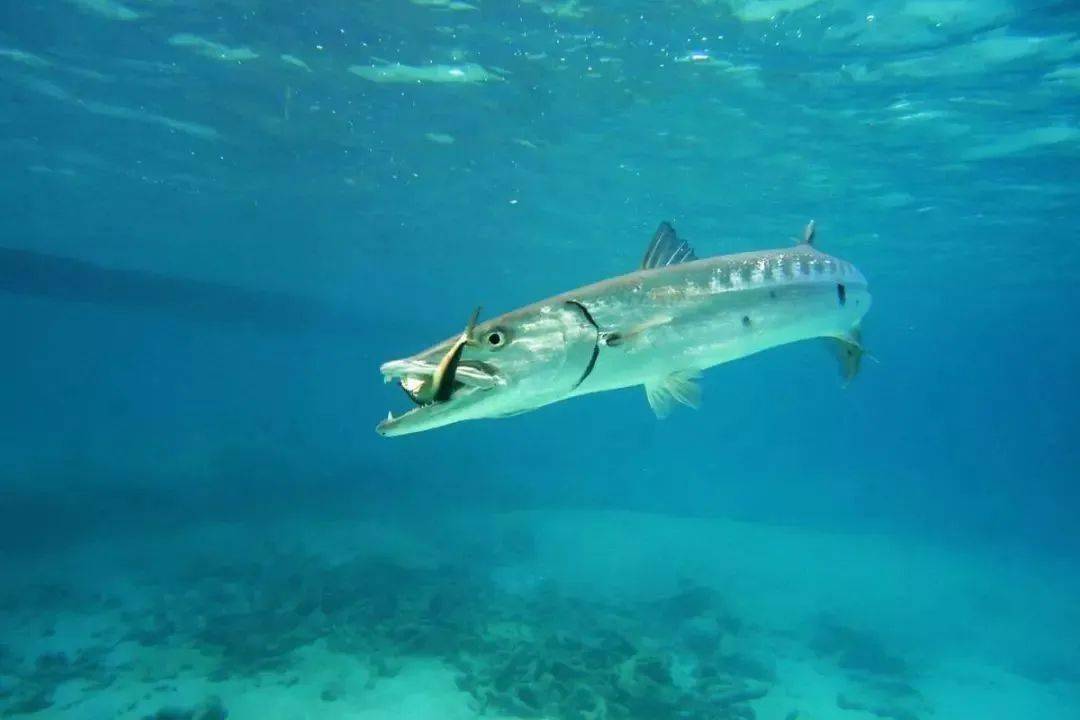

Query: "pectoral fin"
<box><xmin>644</xmin><ymin>370</ymin><xmax>702</xmax><ymax>419</ymax></box>
<box><xmin>604</xmin><ymin>315</ymin><xmax>672</xmax><ymax>347</ymax></box>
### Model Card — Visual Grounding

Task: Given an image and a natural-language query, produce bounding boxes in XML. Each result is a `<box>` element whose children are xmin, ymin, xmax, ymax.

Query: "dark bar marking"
<box><xmin>566</xmin><ymin>299</ymin><xmax>598</xmax><ymax>330</ymax></box>
<box><xmin>565</xmin><ymin>300</ymin><xmax>601</xmax><ymax>389</ymax></box>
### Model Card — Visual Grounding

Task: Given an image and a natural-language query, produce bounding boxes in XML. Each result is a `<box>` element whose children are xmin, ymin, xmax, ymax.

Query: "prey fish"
<box><xmin>379</xmin><ymin>220</ymin><xmax>871</xmax><ymax>437</ymax></box>
<box><xmin>395</xmin><ymin>306</ymin><xmax>481</xmax><ymax>406</ymax></box>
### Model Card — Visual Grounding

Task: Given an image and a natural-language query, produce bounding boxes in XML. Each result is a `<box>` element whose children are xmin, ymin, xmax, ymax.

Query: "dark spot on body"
<box><xmin>837</xmin><ymin>283</ymin><xmax>847</xmax><ymax>306</ymax></box>
<box><xmin>769</xmin><ymin>290</ymin><xmax>777</xmax><ymax>299</ymax></box>
<box><xmin>742</xmin><ymin>315</ymin><xmax>752</xmax><ymax>328</ymax></box>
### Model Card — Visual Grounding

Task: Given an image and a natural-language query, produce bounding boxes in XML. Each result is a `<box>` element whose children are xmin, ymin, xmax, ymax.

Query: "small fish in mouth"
<box><xmin>393</xmin><ymin>307</ymin><xmax>482</xmax><ymax>407</ymax></box>
<box><xmin>378</xmin><ymin>342</ymin><xmax>504</xmax><ymax>435</ymax></box>
<box><xmin>430</xmin><ymin>306</ymin><xmax>481</xmax><ymax>403</ymax></box>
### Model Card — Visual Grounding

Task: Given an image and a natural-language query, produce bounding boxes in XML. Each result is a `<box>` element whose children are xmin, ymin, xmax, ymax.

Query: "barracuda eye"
<box><xmin>485</xmin><ymin>328</ymin><xmax>509</xmax><ymax>349</ymax></box>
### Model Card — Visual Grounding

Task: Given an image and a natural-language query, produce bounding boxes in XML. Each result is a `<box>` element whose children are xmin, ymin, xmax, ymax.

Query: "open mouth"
<box><xmin>378</xmin><ymin>358</ymin><xmax>501</xmax><ymax>433</ymax></box>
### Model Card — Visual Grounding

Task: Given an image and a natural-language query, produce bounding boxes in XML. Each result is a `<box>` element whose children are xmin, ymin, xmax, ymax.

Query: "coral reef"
<box><xmin>141</xmin><ymin>697</ymin><xmax>228</xmax><ymax>720</ymax></box>
<box><xmin>810</xmin><ymin>616</ymin><xmax>930</xmax><ymax>720</ymax></box>
<box><xmin>0</xmin><ymin>552</ymin><xmax>947</xmax><ymax>720</ymax></box>
<box><xmin>1</xmin><ymin>553</ymin><xmax>774</xmax><ymax>719</ymax></box>
<box><xmin>810</xmin><ymin>618</ymin><xmax>907</xmax><ymax>676</ymax></box>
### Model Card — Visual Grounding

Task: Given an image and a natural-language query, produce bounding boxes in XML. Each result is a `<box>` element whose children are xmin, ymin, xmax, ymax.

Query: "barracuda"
<box><xmin>378</xmin><ymin>220</ymin><xmax>871</xmax><ymax>437</ymax></box>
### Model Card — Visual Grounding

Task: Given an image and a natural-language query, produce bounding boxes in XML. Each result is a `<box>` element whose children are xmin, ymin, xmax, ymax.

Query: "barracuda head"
<box><xmin>377</xmin><ymin>301</ymin><xmax>600</xmax><ymax>437</ymax></box>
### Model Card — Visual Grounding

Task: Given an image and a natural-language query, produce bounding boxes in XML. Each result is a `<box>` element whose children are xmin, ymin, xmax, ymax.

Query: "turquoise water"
<box><xmin>1</xmin><ymin>1</ymin><xmax>1079</xmax><ymax>718</ymax></box>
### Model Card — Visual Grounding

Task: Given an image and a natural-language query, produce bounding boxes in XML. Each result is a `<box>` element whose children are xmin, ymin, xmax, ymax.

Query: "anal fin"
<box><xmin>824</xmin><ymin>327</ymin><xmax>868</xmax><ymax>385</ymax></box>
<box><xmin>644</xmin><ymin>370</ymin><xmax>702</xmax><ymax>419</ymax></box>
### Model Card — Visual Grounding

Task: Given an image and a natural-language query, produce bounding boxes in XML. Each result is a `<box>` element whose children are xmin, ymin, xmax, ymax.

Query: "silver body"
<box><xmin>378</xmin><ymin>240</ymin><xmax>870</xmax><ymax>436</ymax></box>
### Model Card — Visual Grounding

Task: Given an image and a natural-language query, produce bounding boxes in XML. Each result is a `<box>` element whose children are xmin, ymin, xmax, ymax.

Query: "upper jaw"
<box><xmin>377</xmin><ymin>357</ymin><xmax>502</xmax><ymax>437</ymax></box>
<box><xmin>380</xmin><ymin>358</ymin><xmax>501</xmax><ymax>390</ymax></box>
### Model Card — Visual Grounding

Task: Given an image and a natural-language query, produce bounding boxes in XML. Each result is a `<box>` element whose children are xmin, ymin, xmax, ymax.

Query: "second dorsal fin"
<box><xmin>641</xmin><ymin>221</ymin><xmax>697</xmax><ymax>270</ymax></box>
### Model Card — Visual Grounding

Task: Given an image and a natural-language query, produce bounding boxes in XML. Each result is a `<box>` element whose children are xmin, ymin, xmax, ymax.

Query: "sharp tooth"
<box><xmin>386</xmin><ymin>411</ymin><xmax>394</xmax><ymax>421</ymax></box>
<box><xmin>383</xmin><ymin>375</ymin><xmax>392</xmax><ymax>384</ymax></box>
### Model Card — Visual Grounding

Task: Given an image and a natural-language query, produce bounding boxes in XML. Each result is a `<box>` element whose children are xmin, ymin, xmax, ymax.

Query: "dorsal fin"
<box><xmin>801</xmin><ymin>219</ymin><xmax>816</xmax><ymax>246</ymax></box>
<box><xmin>641</xmin><ymin>221</ymin><xmax>697</xmax><ymax>270</ymax></box>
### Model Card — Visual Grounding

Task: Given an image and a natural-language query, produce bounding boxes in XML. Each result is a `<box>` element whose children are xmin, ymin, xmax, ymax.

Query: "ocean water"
<box><xmin>2</xmin><ymin>1</ymin><xmax>1079</xmax><ymax>718</ymax></box>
